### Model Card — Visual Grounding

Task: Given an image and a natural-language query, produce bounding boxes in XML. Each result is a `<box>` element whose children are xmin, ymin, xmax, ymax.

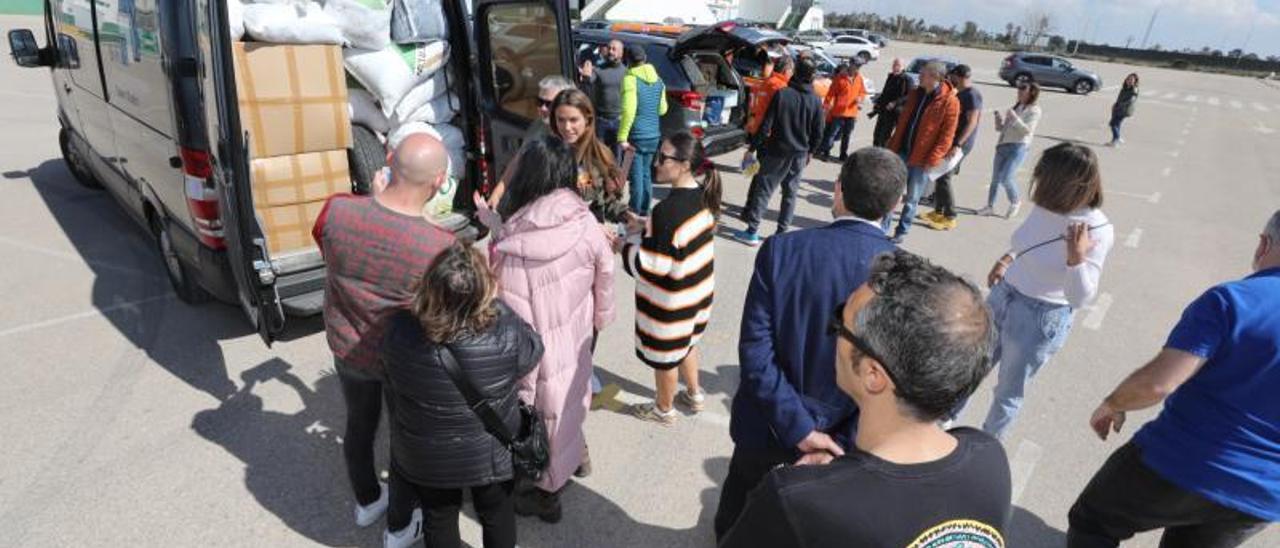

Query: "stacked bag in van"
<box><xmin>228</xmin><ymin>0</ymin><xmax>465</xmax><ymax>256</ymax></box>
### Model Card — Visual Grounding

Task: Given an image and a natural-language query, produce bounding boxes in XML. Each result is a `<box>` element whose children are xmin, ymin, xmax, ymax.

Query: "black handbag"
<box><xmin>436</xmin><ymin>346</ymin><xmax>550</xmax><ymax>481</ymax></box>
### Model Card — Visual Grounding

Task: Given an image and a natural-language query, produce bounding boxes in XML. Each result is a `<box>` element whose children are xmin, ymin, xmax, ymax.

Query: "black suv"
<box><xmin>574</xmin><ymin>23</ymin><xmax>761</xmax><ymax>156</ymax></box>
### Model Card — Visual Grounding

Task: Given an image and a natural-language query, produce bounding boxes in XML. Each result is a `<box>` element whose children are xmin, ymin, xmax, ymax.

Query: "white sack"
<box><xmin>388</xmin><ymin>122</ymin><xmax>465</xmax><ymax>178</ymax></box>
<box><xmin>390</xmin><ymin>0</ymin><xmax>448</xmax><ymax>43</ymax></box>
<box><xmin>228</xmin><ymin>0</ymin><xmax>245</xmax><ymax>41</ymax></box>
<box><xmin>398</xmin><ymin>91</ymin><xmax>459</xmax><ymax>125</ymax></box>
<box><xmin>324</xmin><ymin>0</ymin><xmax>392</xmax><ymax>51</ymax></box>
<box><xmin>344</xmin><ymin>41</ymin><xmax>449</xmax><ymax>119</ymax></box>
<box><xmin>391</xmin><ymin>70</ymin><xmax>448</xmax><ymax>123</ymax></box>
<box><xmin>243</xmin><ymin>2</ymin><xmax>346</xmax><ymax>45</ymax></box>
<box><xmin>348</xmin><ymin>88</ymin><xmax>392</xmax><ymax>135</ymax></box>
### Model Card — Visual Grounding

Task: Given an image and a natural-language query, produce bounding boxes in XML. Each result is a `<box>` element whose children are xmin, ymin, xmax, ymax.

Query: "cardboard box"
<box><xmin>233</xmin><ymin>42</ymin><xmax>352</xmax><ymax>159</ymax></box>
<box><xmin>251</xmin><ymin>149</ymin><xmax>351</xmax><ymax>207</ymax></box>
<box><xmin>256</xmin><ymin>199</ymin><xmax>328</xmax><ymax>255</ymax></box>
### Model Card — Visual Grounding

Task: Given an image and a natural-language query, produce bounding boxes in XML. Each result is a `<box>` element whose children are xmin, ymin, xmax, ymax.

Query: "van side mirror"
<box><xmin>8</xmin><ymin>29</ymin><xmax>49</xmax><ymax>68</ymax></box>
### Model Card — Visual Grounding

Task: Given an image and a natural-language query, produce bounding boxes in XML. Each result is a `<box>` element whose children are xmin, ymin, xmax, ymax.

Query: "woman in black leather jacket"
<box><xmin>382</xmin><ymin>242</ymin><xmax>544</xmax><ymax>548</ymax></box>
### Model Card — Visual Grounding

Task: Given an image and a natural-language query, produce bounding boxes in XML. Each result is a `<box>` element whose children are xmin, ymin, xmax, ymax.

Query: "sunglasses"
<box><xmin>827</xmin><ymin>301</ymin><xmax>900</xmax><ymax>387</ymax></box>
<box><xmin>656</xmin><ymin>152</ymin><xmax>687</xmax><ymax>164</ymax></box>
<box><xmin>538</xmin><ymin>98</ymin><xmax>555</xmax><ymax>109</ymax></box>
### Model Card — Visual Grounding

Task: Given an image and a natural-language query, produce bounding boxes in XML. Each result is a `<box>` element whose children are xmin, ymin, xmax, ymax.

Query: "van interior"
<box><xmin>689</xmin><ymin>52</ymin><xmax>745</xmax><ymax>127</ymax></box>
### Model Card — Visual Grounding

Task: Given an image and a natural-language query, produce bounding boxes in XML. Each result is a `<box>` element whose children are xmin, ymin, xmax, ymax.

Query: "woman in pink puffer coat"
<box><xmin>491</xmin><ymin>137</ymin><xmax>615</xmax><ymax>523</ymax></box>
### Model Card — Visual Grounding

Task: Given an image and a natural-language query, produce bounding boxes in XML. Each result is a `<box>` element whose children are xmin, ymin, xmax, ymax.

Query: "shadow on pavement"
<box><xmin>517</xmin><ymin>457</ymin><xmax>727</xmax><ymax>547</ymax></box>
<box><xmin>192</xmin><ymin>358</ymin><xmax>382</xmax><ymax>547</ymax></box>
<box><xmin>1008</xmin><ymin>505</ymin><xmax>1068</xmax><ymax>547</ymax></box>
<box><xmin>19</xmin><ymin>158</ymin><xmax>321</xmax><ymax>402</ymax></box>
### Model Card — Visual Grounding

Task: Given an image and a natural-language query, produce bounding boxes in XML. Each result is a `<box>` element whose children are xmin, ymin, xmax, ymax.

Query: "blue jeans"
<box><xmin>597</xmin><ymin>116</ymin><xmax>622</xmax><ymax>160</ymax></box>
<box><xmin>982</xmin><ymin>282</ymin><xmax>1074</xmax><ymax>439</ymax></box>
<box><xmin>1108</xmin><ymin>113</ymin><xmax>1126</xmax><ymax>142</ymax></box>
<box><xmin>628</xmin><ymin>136</ymin><xmax>659</xmax><ymax>215</ymax></box>
<box><xmin>987</xmin><ymin>143</ymin><xmax>1028</xmax><ymax>208</ymax></box>
<box><xmin>882</xmin><ymin>160</ymin><xmax>928</xmax><ymax>237</ymax></box>
<box><xmin>820</xmin><ymin>117</ymin><xmax>855</xmax><ymax>159</ymax></box>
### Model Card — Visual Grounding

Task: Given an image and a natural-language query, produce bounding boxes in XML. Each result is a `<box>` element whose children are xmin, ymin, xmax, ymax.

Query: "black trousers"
<box><xmin>390</xmin><ymin>472</ymin><xmax>516</xmax><ymax>548</ymax></box>
<box><xmin>933</xmin><ymin>156</ymin><xmax>966</xmax><ymax>218</ymax></box>
<box><xmin>742</xmin><ymin>152</ymin><xmax>807</xmax><ymax>235</ymax></box>
<box><xmin>872</xmin><ymin>111</ymin><xmax>899</xmax><ymax>148</ymax></box>
<box><xmin>713</xmin><ymin>445</ymin><xmax>796</xmax><ymax>541</ymax></box>
<box><xmin>337</xmin><ymin>361</ymin><xmax>385</xmax><ymax>506</ymax></box>
<box><xmin>1068</xmin><ymin>442</ymin><xmax>1267</xmax><ymax>548</ymax></box>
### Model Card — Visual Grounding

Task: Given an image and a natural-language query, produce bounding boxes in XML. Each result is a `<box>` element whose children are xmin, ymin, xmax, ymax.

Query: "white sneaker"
<box><xmin>1006</xmin><ymin>202</ymin><xmax>1022</xmax><ymax>219</ymax></box>
<box><xmin>383</xmin><ymin>508</ymin><xmax>423</xmax><ymax>548</ymax></box>
<box><xmin>355</xmin><ymin>481</ymin><xmax>389</xmax><ymax>528</ymax></box>
<box><xmin>975</xmin><ymin>205</ymin><xmax>995</xmax><ymax>217</ymax></box>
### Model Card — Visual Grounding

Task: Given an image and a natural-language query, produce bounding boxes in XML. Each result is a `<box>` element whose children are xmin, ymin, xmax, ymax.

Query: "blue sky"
<box><xmin>826</xmin><ymin>0</ymin><xmax>1280</xmax><ymax>56</ymax></box>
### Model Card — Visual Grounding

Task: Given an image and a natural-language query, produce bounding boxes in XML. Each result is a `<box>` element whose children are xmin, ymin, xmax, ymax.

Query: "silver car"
<box><xmin>999</xmin><ymin>52</ymin><xmax>1102</xmax><ymax>95</ymax></box>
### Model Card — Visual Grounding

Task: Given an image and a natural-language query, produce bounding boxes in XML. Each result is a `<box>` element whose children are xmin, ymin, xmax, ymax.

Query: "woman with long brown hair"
<box><xmin>381</xmin><ymin>242</ymin><xmax>544</xmax><ymax>548</ymax></box>
<box><xmin>1108</xmin><ymin>73</ymin><xmax>1139</xmax><ymax>147</ymax></box>
<box><xmin>550</xmin><ymin>88</ymin><xmax>629</xmax><ymax>225</ymax></box>
<box><xmin>978</xmin><ymin>81</ymin><xmax>1043</xmax><ymax>219</ymax></box>
<box><xmin>621</xmin><ymin>130</ymin><xmax>722</xmax><ymax>425</ymax></box>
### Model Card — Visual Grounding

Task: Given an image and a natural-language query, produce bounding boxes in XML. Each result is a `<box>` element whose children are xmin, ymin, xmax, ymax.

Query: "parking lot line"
<box><xmin>1124</xmin><ymin>228</ymin><xmax>1144</xmax><ymax>248</ymax></box>
<box><xmin>1230</xmin><ymin>100</ymin><xmax>1244</xmax><ymax>109</ymax></box>
<box><xmin>1161</xmin><ymin>167</ymin><xmax>1172</xmax><ymax>178</ymax></box>
<box><xmin>1207</xmin><ymin>97</ymin><xmax>1221</xmax><ymax>106</ymax></box>
<box><xmin>0</xmin><ymin>235</ymin><xmax>166</xmax><ymax>280</ymax></box>
<box><xmin>1082</xmin><ymin>293</ymin><xmax>1115</xmax><ymax>330</ymax></box>
<box><xmin>1253</xmin><ymin>103</ymin><xmax>1272</xmax><ymax>112</ymax></box>
<box><xmin>0</xmin><ymin>293</ymin><xmax>174</xmax><ymax>339</ymax></box>
<box><xmin>1009</xmin><ymin>439</ymin><xmax>1044</xmax><ymax>505</ymax></box>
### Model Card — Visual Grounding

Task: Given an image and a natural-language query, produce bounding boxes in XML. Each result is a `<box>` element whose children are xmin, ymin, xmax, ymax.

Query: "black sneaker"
<box><xmin>515</xmin><ymin>488</ymin><xmax>562</xmax><ymax>523</ymax></box>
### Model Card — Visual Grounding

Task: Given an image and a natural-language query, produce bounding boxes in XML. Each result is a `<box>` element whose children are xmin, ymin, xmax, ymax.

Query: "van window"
<box><xmin>102</xmin><ymin>0</ymin><xmax>174</xmax><ymax>134</ymax></box>
<box><xmin>485</xmin><ymin>4</ymin><xmax>565</xmax><ymax>122</ymax></box>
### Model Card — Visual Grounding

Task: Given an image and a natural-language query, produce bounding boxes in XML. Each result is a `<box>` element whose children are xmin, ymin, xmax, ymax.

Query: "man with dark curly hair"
<box><xmin>721</xmin><ymin>251</ymin><xmax>1012</xmax><ymax>547</ymax></box>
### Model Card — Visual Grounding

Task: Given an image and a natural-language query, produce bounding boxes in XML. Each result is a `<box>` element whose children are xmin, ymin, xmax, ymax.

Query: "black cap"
<box><xmin>949</xmin><ymin>64</ymin><xmax>972</xmax><ymax>78</ymax></box>
<box><xmin>623</xmin><ymin>43</ymin><xmax>647</xmax><ymax>66</ymax></box>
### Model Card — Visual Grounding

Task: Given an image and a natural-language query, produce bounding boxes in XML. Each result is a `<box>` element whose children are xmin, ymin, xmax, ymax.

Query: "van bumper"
<box><xmin>703</xmin><ymin>126</ymin><xmax>747</xmax><ymax>157</ymax></box>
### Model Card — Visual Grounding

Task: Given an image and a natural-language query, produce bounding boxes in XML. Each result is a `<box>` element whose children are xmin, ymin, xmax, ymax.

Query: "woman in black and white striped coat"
<box><xmin>621</xmin><ymin>131</ymin><xmax>722</xmax><ymax>426</ymax></box>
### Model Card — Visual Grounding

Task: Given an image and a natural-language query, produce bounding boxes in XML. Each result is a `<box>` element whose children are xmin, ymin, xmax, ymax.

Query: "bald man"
<box><xmin>312</xmin><ymin>133</ymin><xmax>455</xmax><ymax>544</ymax></box>
<box><xmin>871</xmin><ymin>57</ymin><xmax>914</xmax><ymax>148</ymax></box>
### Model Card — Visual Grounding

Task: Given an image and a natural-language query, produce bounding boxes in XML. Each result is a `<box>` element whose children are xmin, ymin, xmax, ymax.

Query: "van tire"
<box><xmin>59</xmin><ymin>128</ymin><xmax>101</xmax><ymax>189</ymax></box>
<box><xmin>151</xmin><ymin>214</ymin><xmax>210</xmax><ymax>305</ymax></box>
<box><xmin>349</xmin><ymin>124</ymin><xmax>386</xmax><ymax>195</ymax></box>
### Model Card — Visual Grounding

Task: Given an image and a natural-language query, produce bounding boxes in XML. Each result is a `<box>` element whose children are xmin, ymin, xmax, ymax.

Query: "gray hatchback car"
<box><xmin>999</xmin><ymin>52</ymin><xmax>1102</xmax><ymax>95</ymax></box>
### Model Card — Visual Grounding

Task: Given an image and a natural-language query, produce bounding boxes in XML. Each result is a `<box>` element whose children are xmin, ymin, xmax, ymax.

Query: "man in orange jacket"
<box><xmin>746</xmin><ymin>54</ymin><xmax>793</xmax><ymax>136</ymax></box>
<box><xmin>819</xmin><ymin>61</ymin><xmax>868</xmax><ymax>161</ymax></box>
<box><xmin>883</xmin><ymin>61</ymin><xmax>960</xmax><ymax>243</ymax></box>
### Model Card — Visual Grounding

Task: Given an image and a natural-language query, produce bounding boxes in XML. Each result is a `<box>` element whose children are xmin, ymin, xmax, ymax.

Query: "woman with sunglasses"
<box><xmin>977</xmin><ymin>82</ymin><xmax>1042</xmax><ymax>220</ymax></box>
<box><xmin>621</xmin><ymin>130</ymin><xmax>722</xmax><ymax>425</ymax></box>
<box><xmin>977</xmin><ymin>142</ymin><xmax>1114</xmax><ymax>440</ymax></box>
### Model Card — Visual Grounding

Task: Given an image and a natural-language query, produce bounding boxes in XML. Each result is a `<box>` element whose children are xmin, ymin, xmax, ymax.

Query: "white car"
<box><xmin>813</xmin><ymin>35</ymin><xmax>880</xmax><ymax>64</ymax></box>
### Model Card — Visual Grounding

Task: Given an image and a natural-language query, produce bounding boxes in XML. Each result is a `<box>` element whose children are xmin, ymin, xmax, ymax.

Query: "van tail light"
<box><xmin>669</xmin><ymin>90</ymin><xmax>705</xmax><ymax>111</ymax></box>
<box><xmin>180</xmin><ymin>147</ymin><xmax>225</xmax><ymax>250</ymax></box>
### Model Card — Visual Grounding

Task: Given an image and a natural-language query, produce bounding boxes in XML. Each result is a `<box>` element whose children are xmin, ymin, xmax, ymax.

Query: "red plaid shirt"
<box><xmin>313</xmin><ymin>195</ymin><xmax>454</xmax><ymax>373</ymax></box>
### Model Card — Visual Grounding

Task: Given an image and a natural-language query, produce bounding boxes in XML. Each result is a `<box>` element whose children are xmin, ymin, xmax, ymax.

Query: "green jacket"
<box><xmin>618</xmin><ymin>64</ymin><xmax>668</xmax><ymax>142</ymax></box>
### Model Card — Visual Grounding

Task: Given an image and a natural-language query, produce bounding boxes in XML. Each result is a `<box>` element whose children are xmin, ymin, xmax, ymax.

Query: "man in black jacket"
<box><xmin>871</xmin><ymin>57</ymin><xmax>914</xmax><ymax>148</ymax></box>
<box><xmin>721</xmin><ymin>251</ymin><xmax>1012</xmax><ymax>548</ymax></box>
<box><xmin>732</xmin><ymin>57</ymin><xmax>825</xmax><ymax>246</ymax></box>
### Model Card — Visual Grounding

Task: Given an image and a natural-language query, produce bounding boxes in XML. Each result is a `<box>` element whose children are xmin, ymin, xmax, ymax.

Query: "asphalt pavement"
<box><xmin>1</xmin><ymin>15</ymin><xmax>1277</xmax><ymax>546</ymax></box>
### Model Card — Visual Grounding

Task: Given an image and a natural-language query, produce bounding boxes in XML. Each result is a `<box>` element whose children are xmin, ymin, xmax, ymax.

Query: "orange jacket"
<box><xmin>747</xmin><ymin>73</ymin><xmax>789</xmax><ymax>135</ymax></box>
<box><xmin>823</xmin><ymin>73</ymin><xmax>867</xmax><ymax>119</ymax></box>
<box><xmin>888</xmin><ymin>80</ymin><xmax>961</xmax><ymax>168</ymax></box>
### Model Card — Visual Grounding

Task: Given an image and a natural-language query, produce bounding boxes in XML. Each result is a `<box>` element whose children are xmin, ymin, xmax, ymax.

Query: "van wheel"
<box><xmin>59</xmin><ymin>128</ymin><xmax>101</xmax><ymax>189</ymax></box>
<box><xmin>348</xmin><ymin>124</ymin><xmax>386</xmax><ymax>195</ymax></box>
<box><xmin>151</xmin><ymin>215</ymin><xmax>210</xmax><ymax>305</ymax></box>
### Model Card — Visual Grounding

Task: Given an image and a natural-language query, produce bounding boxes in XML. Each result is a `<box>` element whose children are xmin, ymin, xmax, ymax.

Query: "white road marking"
<box><xmin>0</xmin><ymin>293</ymin><xmax>174</xmax><ymax>339</ymax></box>
<box><xmin>1252</xmin><ymin>103</ymin><xmax>1272</xmax><ymax>112</ymax></box>
<box><xmin>1207</xmin><ymin>96</ymin><xmax>1221</xmax><ymax>106</ymax></box>
<box><xmin>1162</xmin><ymin>92</ymin><xmax>1179</xmax><ymax>100</ymax></box>
<box><xmin>1184</xmin><ymin>95</ymin><xmax>1198</xmax><ymax>103</ymax></box>
<box><xmin>1176</xmin><ymin>139</ymin><xmax>1186</xmax><ymax>146</ymax></box>
<box><xmin>1170</xmin><ymin>149</ymin><xmax>1181</xmax><ymax>157</ymax></box>
<box><xmin>1230</xmin><ymin>100</ymin><xmax>1244</xmax><ymax>109</ymax></box>
<box><xmin>1009</xmin><ymin>439</ymin><xmax>1044</xmax><ymax>505</ymax></box>
<box><xmin>1161</xmin><ymin>167</ymin><xmax>1172</xmax><ymax>177</ymax></box>
<box><xmin>0</xmin><ymin>235</ymin><xmax>165</xmax><ymax>280</ymax></box>
<box><xmin>1255</xmin><ymin>122</ymin><xmax>1276</xmax><ymax>135</ymax></box>
<box><xmin>1082</xmin><ymin>292</ymin><xmax>1114</xmax><ymax>330</ymax></box>
<box><xmin>1124</xmin><ymin>228</ymin><xmax>1144</xmax><ymax>248</ymax></box>
<box><xmin>1110</xmin><ymin>190</ymin><xmax>1162</xmax><ymax>203</ymax></box>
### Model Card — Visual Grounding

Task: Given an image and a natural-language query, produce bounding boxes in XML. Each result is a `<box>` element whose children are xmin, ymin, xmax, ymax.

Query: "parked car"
<box><xmin>7</xmin><ymin>0</ymin><xmax>575</xmax><ymax>343</ymax></box>
<box><xmin>792</xmin><ymin>28</ymin><xmax>832</xmax><ymax>45</ymax></box>
<box><xmin>904</xmin><ymin>55</ymin><xmax>962</xmax><ymax>87</ymax></box>
<box><xmin>999</xmin><ymin>52</ymin><xmax>1102</xmax><ymax>94</ymax></box>
<box><xmin>812</xmin><ymin>35</ymin><xmax>879</xmax><ymax>63</ymax></box>
<box><xmin>785</xmin><ymin>44</ymin><xmax>877</xmax><ymax>98</ymax></box>
<box><xmin>828</xmin><ymin>28</ymin><xmax>887</xmax><ymax>47</ymax></box>
<box><xmin>574</xmin><ymin>21</ymin><xmax>757</xmax><ymax>156</ymax></box>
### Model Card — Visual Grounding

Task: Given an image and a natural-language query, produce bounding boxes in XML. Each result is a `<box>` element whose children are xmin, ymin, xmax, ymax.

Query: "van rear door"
<box><xmin>473</xmin><ymin>0</ymin><xmax>573</xmax><ymax>188</ymax></box>
<box><xmin>203</xmin><ymin>0</ymin><xmax>284</xmax><ymax>345</ymax></box>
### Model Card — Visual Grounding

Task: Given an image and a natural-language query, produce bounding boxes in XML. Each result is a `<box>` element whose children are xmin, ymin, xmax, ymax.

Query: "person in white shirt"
<box><xmin>978</xmin><ymin>82</ymin><xmax>1043</xmax><ymax>220</ymax></box>
<box><xmin>979</xmin><ymin>142</ymin><xmax>1114</xmax><ymax>439</ymax></box>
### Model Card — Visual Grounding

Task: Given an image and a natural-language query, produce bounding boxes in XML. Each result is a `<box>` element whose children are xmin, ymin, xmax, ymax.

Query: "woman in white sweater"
<box><xmin>980</xmin><ymin>142</ymin><xmax>1114</xmax><ymax>439</ymax></box>
<box><xmin>979</xmin><ymin>82</ymin><xmax>1043</xmax><ymax>219</ymax></box>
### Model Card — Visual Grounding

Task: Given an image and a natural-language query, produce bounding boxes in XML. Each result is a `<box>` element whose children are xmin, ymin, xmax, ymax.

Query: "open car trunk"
<box><xmin>689</xmin><ymin>52</ymin><xmax>745</xmax><ymax>128</ymax></box>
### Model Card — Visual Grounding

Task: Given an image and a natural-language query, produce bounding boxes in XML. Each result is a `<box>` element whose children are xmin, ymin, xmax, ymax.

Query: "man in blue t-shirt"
<box><xmin>1068</xmin><ymin>209</ymin><xmax>1280</xmax><ymax>547</ymax></box>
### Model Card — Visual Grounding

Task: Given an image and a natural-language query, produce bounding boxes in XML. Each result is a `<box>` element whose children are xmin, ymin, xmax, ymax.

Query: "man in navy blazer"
<box><xmin>714</xmin><ymin>147</ymin><xmax>907</xmax><ymax>540</ymax></box>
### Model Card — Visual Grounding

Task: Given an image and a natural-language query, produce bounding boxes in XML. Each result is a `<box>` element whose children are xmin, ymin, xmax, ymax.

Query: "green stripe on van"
<box><xmin>0</xmin><ymin>0</ymin><xmax>43</xmax><ymax>16</ymax></box>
